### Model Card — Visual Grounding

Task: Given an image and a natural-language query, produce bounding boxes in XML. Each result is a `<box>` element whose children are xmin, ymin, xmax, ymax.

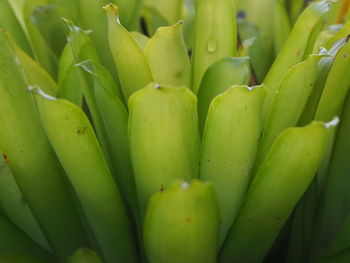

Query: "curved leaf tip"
<box><xmin>324</xmin><ymin>116</ymin><xmax>340</xmax><ymax>129</ymax></box>
<box><xmin>103</xmin><ymin>3</ymin><xmax>120</xmax><ymax>22</ymax></box>
<box><xmin>27</xmin><ymin>86</ymin><xmax>57</xmax><ymax>101</ymax></box>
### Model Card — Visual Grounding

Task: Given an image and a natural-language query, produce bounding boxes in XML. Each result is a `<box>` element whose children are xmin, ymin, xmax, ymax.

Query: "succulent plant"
<box><xmin>0</xmin><ymin>0</ymin><xmax>350</xmax><ymax>262</ymax></box>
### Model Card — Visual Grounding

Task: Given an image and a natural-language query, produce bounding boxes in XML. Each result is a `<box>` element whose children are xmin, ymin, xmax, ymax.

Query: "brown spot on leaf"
<box><xmin>160</xmin><ymin>185</ymin><xmax>164</xmax><ymax>192</ymax></box>
<box><xmin>3</xmin><ymin>154</ymin><xmax>8</xmax><ymax>163</ymax></box>
<box><xmin>77</xmin><ymin>127</ymin><xmax>87</xmax><ymax>135</ymax></box>
<box><xmin>185</xmin><ymin>217</ymin><xmax>192</xmax><ymax>223</ymax></box>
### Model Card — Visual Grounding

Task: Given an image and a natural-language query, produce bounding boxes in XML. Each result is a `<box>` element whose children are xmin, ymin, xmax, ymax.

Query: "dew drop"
<box><xmin>207</xmin><ymin>39</ymin><xmax>217</xmax><ymax>53</ymax></box>
<box><xmin>181</xmin><ymin>181</ymin><xmax>190</xmax><ymax>190</ymax></box>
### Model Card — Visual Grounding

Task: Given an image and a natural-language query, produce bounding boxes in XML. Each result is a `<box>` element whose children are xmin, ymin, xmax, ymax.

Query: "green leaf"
<box><xmin>324</xmin><ymin>21</ymin><xmax>350</xmax><ymax>50</ymax></box>
<box><xmin>220</xmin><ymin>120</ymin><xmax>336</xmax><ymax>263</ymax></box>
<box><xmin>0</xmin><ymin>30</ymin><xmax>88</xmax><ymax>260</ymax></box>
<box><xmin>263</xmin><ymin>0</ymin><xmax>331</xmax><ymax>118</ymax></box>
<box><xmin>111</xmin><ymin>0</ymin><xmax>142</xmax><ymax>30</ymax></box>
<box><xmin>128</xmin><ymin>84</ymin><xmax>200</xmax><ymax>218</ymax></box>
<box><xmin>299</xmin><ymin>38</ymin><xmax>346</xmax><ymax>125</ymax></box>
<box><xmin>77</xmin><ymin>59</ymin><xmax>138</xmax><ymax>223</ymax></box>
<box><xmin>318</xmin><ymin>249</ymin><xmax>350</xmax><ymax>263</ymax></box>
<box><xmin>76</xmin><ymin>59</ymin><xmax>122</xmax><ymax>101</ymax></box>
<box><xmin>0</xmin><ymin>155</ymin><xmax>50</xmax><ymax>251</ymax></box>
<box><xmin>0</xmin><ymin>0</ymin><xmax>33</xmax><ymax>56</ymax></box>
<box><xmin>31</xmin><ymin>4</ymin><xmax>68</xmax><ymax>57</ymax></box>
<box><xmin>65</xmin><ymin>19</ymin><xmax>117</xmax><ymax>177</ymax></box>
<box><xmin>200</xmin><ymin>85</ymin><xmax>265</xmax><ymax>247</ymax></box>
<box><xmin>16</xmin><ymin>46</ymin><xmax>57</xmax><ymax>96</ymax></box>
<box><xmin>67</xmin><ymin>248</ymin><xmax>103</xmax><ymax>263</ymax></box>
<box><xmin>0</xmin><ymin>254</ymin><xmax>49</xmax><ymax>263</ymax></box>
<box><xmin>76</xmin><ymin>0</ymin><xmax>119</xmax><ymax>81</ymax></box>
<box><xmin>236</xmin><ymin>17</ymin><xmax>264</xmax><ymax>82</ymax></box>
<box><xmin>191</xmin><ymin>0</ymin><xmax>237</xmax><ymax>93</ymax></box>
<box><xmin>22</xmin><ymin>0</ymin><xmax>59</xmax><ymax>78</ymax></box>
<box><xmin>285</xmin><ymin>182</ymin><xmax>319</xmax><ymax>263</ymax></box>
<box><xmin>0</xmin><ymin>214</ymin><xmax>56</xmax><ymax>263</ymax></box>
<box><xmin>273</xmin><ymin>0</ymin><xmax>291</xmax><ymax>56</ymax></box>
<box><xmin>255</xmin><ymin>52</ymin><xmax>326</xmax><ymax>170</ymax></box>
<box><xmin>57</xmin><ymin>43</ymin><xmax>83</xmax><ymax>106</ymax></box>
<box><xmin>316</xmin><ymin>90</ymin><xmax>350</xmax><ymax>252</ymax></box>
<box><xmin>143</xmin><ymin>0</ymin><xmax>184</xmax><ymax>25</ymax></box>
<box><xmin>104</xmin><ymin>3</ymin><xmax>153</xmax><ymax>100</ymax></box>
<box><xmin>33</xmin><ymin>87</ymin><xmax>138</xmax><ymax>263</ymax></box>
<box><xmin>287</xmin><ymin>0</ymin><xmax>305</xmax><ymax>24</ymax></box>
<box><xmin>145</xmin><ymin>21</ymin><xmax>190</xmax><ymax>88</ymax></box>
<box><xmin>238</xmin><ymin>0</ymin><xmax>276</xmax><ymax>81</ymax></box>
<box><xmin>140</xmin><ymin>6</ymin><xmax>170</xmax><ymax>37</ymax></box>
<box><xmin>318</xmin><ymin>214</ymin><xmax>350</xmax><ymax>262</ymax></box>
<box><xmin>131</xmin><ymin>31</ymin><xmax>149</xmax><ymax>50</ymax></box>
<box><xmin>197</xmin><ymin>57</ymin><xmax>250</xmax><ymax>135</ymax></box>
<box><xmin>144</xmin><ymin>180</ymin><xmax>219</xmax><ymax>263</ymax></box>
<box><xmin>315</xmin><ymin>37</ymin><xmax>350</xmax><ymax>122</ymax></box>
<box><xmin>49</xmin><ymin>0</ymin><xmax>79</xmax><ymax>20</ymax></box>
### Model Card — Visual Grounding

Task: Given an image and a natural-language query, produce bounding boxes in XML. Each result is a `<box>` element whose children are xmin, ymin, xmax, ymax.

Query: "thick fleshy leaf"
<box><xmin>324</xmin><ymin>20</ymin><xmax>350</xmax><ymax>50</ymax></box>
<box><xmin>317</xmin><ymin>214</ymin><xmax>350</xmax><ymax>262</ymax></box>
<box><xmin>318</xmin><ymin>249</ymin><xmax>350</xmax><ymax>263</ymax></box>
<box><xmin>220</xmin><ymin>120</ymin><xmax>336</xmax><ymax>263</ymax></box>
<box><xmin>140</xmin><ymin>6</ymin><xmax>169</xmax><ymax>37</ymax></box>
<box><xmin>111</xmin><ymin>0</ymin><xmax>142</xmax><ymax>30</ymax></box>
<box><xmin>65</xmin><ymin>19</ymin><xmax>117</xmax><ymax>176</ymax></box>
<box><xmin>0</xmin><ymin>155</ymin><xmax>50</xmax><ymax>251</ymax></box>
<box><xmin>300</xmin><ymin>38</ymin><xmax>346</xmax><ymax>125</ymax></box>
<box><xmin>0</xmin><ymin>214</ymin><xmax>56</xmax><ymax>262</ymax></box>
<box><xmin>128</xmin><ymin>84</ymin><xmax>200</xmax><ymax>218</ymax></box>
<box><xmin>145</xmin><ymin>21</ymin><xmax>190</xmax><ymax>88</ymax></box>
<box><xmin>197</xmin><ymin>57</ymin><xmax>250</xmax><ymax>135</ymax></box>
<box><xmin>200</xmin><ymin>85</ymin><xmax>265</xmax><ymax>246</ymax></box>
<box><xmin>273</xmin><ymin>0</ymin><xmax>291</xmax><ymax>56</ymax></box>
<box><xmin>33</xmin><ymin>88</ymin><xmax>138</xmax><ymax>263</ymax></box>
<box><xmin>57</xmin><ymin>43</ymin><xmax>83</xmax><ymax>106</ymax></box>
<box><xmin>255</xmin><ymin>53</ymin><xmax>326</xmax><ymax>170</ymax></box>
<box><xmin>76</xmin><ymin>0</ymin><xmax>119</xmax><ymax>80</ymax></box>
<box><xmin>0</xmin><ymin>0</ymin><xmax>32</xmax><ymax>56</ymax></box>
<box><xmin>78</xmin><ymin>59</ymin><xmax>138</xmax><ymax>222</ymax></box>
<box><xmin>237</xmin><ymin>0</ymin><xmax>276</xmax><ymax>81</ymax></box>
<box><xmin>67</xmin><ymin>248</ymin><xmax>103</xmax><ymax>263</ymax></box>
<box><xmin>22</xmin><ymin>0</ymin><xmax>59</xmax><ymax>78</ymax></box>
<box><xmin>31</xmin><ymin>4</ymin><xmax>68</xmax><ymax>57</ymax></box>
<box><xmin>143</xmin><ymin>0</ymin><xmax>183</xmax><ymax>25</ymax></box>
<box><xmin>16</xmin><ymin>46</ymin><xmax>57</xmax><ymax>96</ymax></box>
<box><xmin>131</xmin><ymin>31</ymin><xmax>149</xmax><ymax>50</ymax></box>
<box><xmin>104</xmin><ymin>3</ymin><xmax>153</xmax><ymax>100</ymax></box>
<box><xmin>191</xmin><ymin>0</ymin><xmax>237</xmax><ymax>93</ymax></box>
<box><xmin>263</xmin><ymin>0</ymin><xmax>331</xmax><ymax>117</ymax></box>
<box><xmin>287</xmin><ymin>0</ymin><xmax>305</xmax><ymax>24</ymax></box>
<box><xmin>144</xmin><ymin>180</ymin><xmax>219</xmax><ymax>263</ymax></box>
<box><xmin>316</xmin><ymin>90</ymin><xmax>350</xmax><ymax>252</ymax></box>
<box><xmin>0</xmin><ymin>30</ymin><xmax>88</xmax><ymax>260</ymax></box>
<box><xmin>315</xmin><ymin>37</ymin><xmax>350</xmax><ymax>122</ymax></box>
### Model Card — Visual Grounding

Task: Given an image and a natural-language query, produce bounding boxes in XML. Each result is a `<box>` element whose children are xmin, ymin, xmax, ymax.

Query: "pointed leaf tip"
<box><xmin>27</xmin><ymin>86</ymin><xmax>57</xmax><ymax>101</ymax></box>
<box><xmin>103</xmin><ymin>3</ymin><xmax>119</xmax><ymax>17</ymax></box>
<box><xmin>324</xmin><ymin>116</ymin><xmax>340</xmax><ymax>129</ymax></box>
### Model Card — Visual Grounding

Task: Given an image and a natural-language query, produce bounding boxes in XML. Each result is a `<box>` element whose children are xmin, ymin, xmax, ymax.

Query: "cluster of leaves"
<box><xmin>0</xmin><ymin>0</ymin><xmax>350</xmax><ymax>263</ymax></box>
